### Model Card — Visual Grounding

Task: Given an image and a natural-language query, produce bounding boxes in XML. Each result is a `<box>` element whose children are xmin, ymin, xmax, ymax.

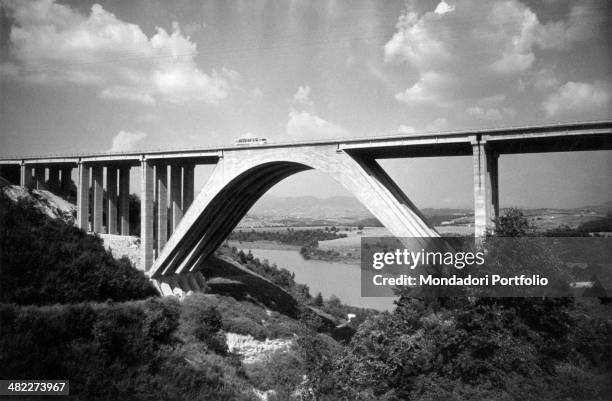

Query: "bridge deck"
<box><xmin>1</xmin><ymin>121</ymin><xmax>610</xmax><ymax>164</ymax></box>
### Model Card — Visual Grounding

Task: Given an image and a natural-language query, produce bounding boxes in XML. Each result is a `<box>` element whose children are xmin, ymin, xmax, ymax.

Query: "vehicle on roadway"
<box><xmin>235</xmin><ymin>135</ymin><xmax>267</xmax><ymax>146</ymax></box>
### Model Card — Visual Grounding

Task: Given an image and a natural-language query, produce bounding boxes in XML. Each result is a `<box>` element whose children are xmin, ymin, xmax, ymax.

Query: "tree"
<box><xmin>492</xmin><ymin>208</ymin><xmax>533</xmax><ymax>237</ymax></box>
<box><xmin>313</xmin><ymin>292</ymin><xmax>324</xmax><ymax>307</ymax></box>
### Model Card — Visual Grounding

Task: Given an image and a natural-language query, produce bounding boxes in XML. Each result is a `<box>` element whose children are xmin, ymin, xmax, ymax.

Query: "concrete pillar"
<box><xmin>60</xmin><ymin>167</ymin><xmax>72</xmax><ymax>194</ymax></box>
<box><xmin>170</xmin><ymin>164</ymin><xmax>183</xmax><ymax>232</ymax></box>
<box><xmin>119</xmin><ymin>167</ymin><xmax>130</xmax><ymax>235</ymax></box>
<box><xmin>48</xmin><ymin>167</ymin><xmax>60</xmax><ymax>192</ymax></box>
<box><xmin>141</xmin><ymin>159</ymin><xmax>154</xmax><ymax>271</ymax></box>
<box><xmin>473</xmin><ymin>139</ymin><xmax>499</xmax><ymax>237</ymax></box>
<box><xmin>183</xmin><ymin>163</ymin><xmax>194</xmax><ymax>211</ymax></box>
<box><xmin>35</xmin><ymin>166</ymin><xmax>46</xmax><ymax>190</ymax></box>
<box><xmin>20</xmin><ymin>163</ymin><xmax>34</xmax><ymax>188</ymax></box>
<box><xmin>92</xmin><ymin>166</ymin><xmax>104</xmax><ymax>233</ymax></box>
<box><xmin>156</xmin><ymin>164</ymin><xmax>168</xmax><ymax>251</ymax></box>
<box><xmin>106</xmin><ymin>167</ymin><xmax>118</xmax><ymax>234</ymax></box>
<box><xmin>77</xmin><ymin>163</ymin><xmax>90</xmax><ymax>231</ymax></box>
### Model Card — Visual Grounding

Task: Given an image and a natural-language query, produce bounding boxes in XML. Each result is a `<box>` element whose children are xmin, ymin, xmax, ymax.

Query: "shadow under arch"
<box><xmin>160</xmin><ymin>161</ymin><xmax>313</xmax><ymax>275</ymax></box>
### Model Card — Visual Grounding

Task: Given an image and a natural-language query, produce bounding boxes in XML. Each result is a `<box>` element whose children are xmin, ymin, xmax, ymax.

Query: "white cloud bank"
<box><xmin>2</xmin><ymin>0</ymin><xmax>233</xmax><ymax>104</ymax></box>
<box><xmin>109</xmin><ymin>131</ymin><xmax>147</xmax><ymax>152</ymax></box>
<box><xmin>543</xmin><ymin>81</ymin><xmax>610</xmax><ymax>118</ymax></box>
<box><xmin>286</xmin><ymin>86</ymin><xmax>348</xmax><ymax>140</ymax></box>
<box><xmin>383</xmin><ymin>0</ymin><xmax>604</xmax><ymax>115</ymax></box>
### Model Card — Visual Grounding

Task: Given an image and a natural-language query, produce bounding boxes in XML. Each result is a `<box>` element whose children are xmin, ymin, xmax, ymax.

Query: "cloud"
<box><xmin>109</xmin><ymin>131</ymin><xmax>147</xmax><ymax>152</ymax></box>
<box><xmin>287</xmin><ymin>110</ymin><xmax>347</xmax><ymax>140</ymax></box>
<box><xmin>434</xmin><ymin>1</ymin><xmax>455</xmax><ymax>15</ymax></box>
<box><xmin>287</xmin><ymin>86</ymin><xmax>347</xmax><ymax>140</ymax></box>
<box><xmin>2</xmin><ymin>0</ymin><xmax>233</xmax><ymax>104</ymax></box>
<box><xmin>425</xmin><ymin>117</ymin><xmax>449</xmax><ymax>132</ymax></box>
<box><xmin>398</xmin><ymin>125</ymin><xmax>417</xmax><ymax>134</ymax></box>
<box><xmin>383</xmin><ymin>0</ymin><xmax>603</xmax><ymax>109</ymax></box>
<box><xmin>466</xmin><ymin>106</ymin><xmax>516</xmax><ymax>121</ymax></box>
<box><xmin>543</xmin><ymin>81</ymin><xmax>610</xmax><ymax>118</ymax></box>
<box><xmin>292</xmin><ymin>85</ymin><xmax>313</xmax><ymax>107</ymax></box>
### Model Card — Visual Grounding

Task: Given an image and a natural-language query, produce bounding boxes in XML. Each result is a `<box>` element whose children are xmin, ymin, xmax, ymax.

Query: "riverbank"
<box><xmin>227</xmin><ymin>240</ymin><xmax>301</xmax><ymax>251</ymax></box>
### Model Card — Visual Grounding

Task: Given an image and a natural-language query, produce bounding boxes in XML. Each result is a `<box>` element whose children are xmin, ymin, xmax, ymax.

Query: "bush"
<box><xmin>0</xmin><ymin>192</ymin><xmax>157</xmax><ymax>304</ymax></box>
<box><xmin>0</xmin><ymin>300</ymin><xmax>257</xmax><ymax>401</ymax></box>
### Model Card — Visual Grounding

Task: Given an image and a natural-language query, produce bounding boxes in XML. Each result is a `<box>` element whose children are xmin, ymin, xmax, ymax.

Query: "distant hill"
<box><xmin>249</xmin><ymin>195</ymin><xmax>372</xmax><ymax>219</ymax></box>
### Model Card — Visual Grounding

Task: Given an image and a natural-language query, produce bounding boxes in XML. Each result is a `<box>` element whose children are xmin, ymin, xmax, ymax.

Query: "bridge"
<box><xmin>1</xmin><ymin>121</ymin><xmax>610</xmax><ymax>295</ymax></box>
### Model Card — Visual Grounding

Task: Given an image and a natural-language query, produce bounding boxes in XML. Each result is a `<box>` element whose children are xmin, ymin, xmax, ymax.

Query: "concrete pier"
<box><xmin>20</xmin><ymin>163</ymin><xmax>33</xmax><ymax>188</ymax></box>
<box><xmin>60</xmin><ymin>167</ymin><xmax>72</xmax><ymax>194</ymax></box>
<box><xmin>107</xmin><ymin>167</ymin><xmax>118</xmax><ymax>234</ymax></box>
<box><xmin>35</xmin><ymin>167</ymin><xmax>46</xmax><ymax>190</ymax></box>
<box><xmin>92</xmin><ymin>166</ymin><xmax>104</xmax><ymax>233</ymax></box>
<box><xmin>77</xmin><ymin>162</ymin><xmax>90</xmax><ymax>231</ymax></box>
<box><xmin>156</xmin><ymin>164</ymin><xmax>168</xmax><ymax>252</ymax></box>
<box><xmin>141</xmin><ymin>159</ymin><xmax>154</xmax><ymax>271</ymax></box>
<box><xmin>48</xmin><ymin>167</ymin><xmax>60</xmax><ymax>192</ymax></box>
<box><xmin>170</xmin><ymin>165</ymin><xmax>183</xmax><ymax>232</ymax></box>
<box><xmin>119</xmin><ymin>167</ymin><xmax>130</xmax><ymax>235</ymax></box>
<box><xmin>472</xmin><ymin>139</ymin><xmax>499</xmax><ymax>236</ymax></box>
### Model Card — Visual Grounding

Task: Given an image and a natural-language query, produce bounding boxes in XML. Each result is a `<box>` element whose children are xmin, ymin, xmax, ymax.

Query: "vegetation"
<box><xmin>227</xmin><ymin>246</ymin><xmax>376</xmax><ymax>325</ymax></box>
<box><xmin>229</xmin><ymin>227</ymin><xmax>347</xmax><ymax>247</ymax></box>
<box><xmin>0</xmin><ymin>192</ymin><xmax>156</xmax><ymax>305</ymax></box>
<box><xmin>2</xmin><ymin>191</ymin><xmax>609</xmax><ymax>400</ymax></box>
<box><xmin>246</xmin><ymin>209</ymin><xmax>612</xmax><ymax>400</ymax></box>
<box><xmin>0</xmin><ymin>298</ymin><xmax>258</xmax><ymax>401</ymax></box>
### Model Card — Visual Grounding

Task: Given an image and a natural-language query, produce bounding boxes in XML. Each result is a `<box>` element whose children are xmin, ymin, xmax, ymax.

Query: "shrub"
<box><xmin>0</xmin><ymin>192</ymin><xmax>157</xmax><ymax>304</ymax></box>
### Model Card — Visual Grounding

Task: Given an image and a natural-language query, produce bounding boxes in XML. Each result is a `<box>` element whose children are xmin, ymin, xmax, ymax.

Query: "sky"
<box><xmin>0</xmin><ymin>0</ymin><xmax>610</xmax><ymax>209</ymax></box>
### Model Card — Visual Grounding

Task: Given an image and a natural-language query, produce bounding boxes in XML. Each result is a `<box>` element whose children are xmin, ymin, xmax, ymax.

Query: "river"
<box><xmin>240</xmin><ymin>247</ymin><xmax>396</xmax><ymax>311</ymax></box>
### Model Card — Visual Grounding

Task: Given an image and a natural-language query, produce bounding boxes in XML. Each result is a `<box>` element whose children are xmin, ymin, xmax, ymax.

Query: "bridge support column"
<box><xmin>35</xmin><ymin>166</ymin><xmax>46</xmax><ymax>190</ymax></box>
<box><xmin>183</xmin><ymin>163</ymin><xmax>194</xmax><ymax>211</ymax></box>
<box><xmin>107</xmin><ymin>167</ymin><xmax>118</xmax><ymax>234</ymax></box>
<box><xmin>77</xmin><ymin>162</ymin><xmax>90</xmax><ymax>231</ymax></box>
<box><xmin>170</xmin><ymin>164</ymin><xmax>183</xmax><ymax>232</ymax></box>
<box><xmin>141</xmin><ymin>159</ymin><xmax>154</xmax><ymax>271</ymax></box>
<box><xmin>472</xmin><ymin>139</ymin><xmax>499</xmax><ymax>237</ymax></box>
<box><xmin>119</xmin><ymin>167</ymin><xmax>130</xmax><ymax>235</ymax></box>
<box><xmin>156</xmin><ymin>164</ymin><xmax>168</xmax><ymax>252</ymax></box>
<box><xmin>48</xmin><ymin>167</ymin><xmax>60</xmax><ymax>192</ymax></box>
<box><xmin>92</xmin><ymin>166</ymin><xmax>104</xmax><ymax>233</ymax></box>
<box><xmin>60</xmin><ymin>167</ymin><xmax>72</xmax><ymax>195</ymax></box>
<box><xmin>20</xmin><ymin>163</ymin><xmax>33</xmax><ymax>188</ymax></box>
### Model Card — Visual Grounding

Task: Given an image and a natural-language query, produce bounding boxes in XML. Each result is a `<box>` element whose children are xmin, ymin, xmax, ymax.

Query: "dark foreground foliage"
<box><xmin>251</xmin><ymin>209</ymin><xmax>612</xmax><ymax>400</ymax></box>
<box><xmin>0</xmin><ymin>298</ymin><xmax>257</xmax><ymax>401</ymax></box>
<box><xmin>0</xmin><ymin>192</ymin><xmax>156</xmax><ymax>304</ymax></box>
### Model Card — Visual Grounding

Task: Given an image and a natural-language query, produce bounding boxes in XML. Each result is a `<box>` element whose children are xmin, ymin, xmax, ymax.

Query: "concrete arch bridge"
<box><xmin>0</xmin><ymin>121</ymin><xmax>610</xmax><ymax>295</ymax></box>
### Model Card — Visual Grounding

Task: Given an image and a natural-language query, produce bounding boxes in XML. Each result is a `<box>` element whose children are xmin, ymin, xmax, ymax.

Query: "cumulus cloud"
<box><xmin>287</xmin><ymin>110</ymin><xmax>348</xmax><ymax>139</ymax></box>
<box><xmin>434</xmin><ymin>1</ymin><xmax>455</xmax><ymax>15</ymax></box>
<box><xmin>384</xmin><ymin>0</ymin><xmax>603</xmax><ymax>108</ymax></box>
<box><xmin>286</xmin><ymin>86</ymin><xmax>347</xmax><ymax>140</ymax></box>
<box><xmin>109</xmin><ymin>131</ymin><xmax>147</xmax><ymax>152</ymax></box>
<box><xmin>543</xmin><ymin>81</ymin><xmax>610</xmax><ymax>118</ymax></box>
<box><xmin>466</xmin><ymin>106</ymin><xmax>516</xmax><ymax>121</ymax></box>
<box><xmin>292</xmin><ymin>85</ymin><xmax>313</xmax><ymax>107</ymax></box>
<box><xmin>2</xmin><ymin>0</ymin><xmax>233</xmax><ymax>104</ymax></box>
<box><xmin>398</xmin><ymin>125</ymin><xmax>417</xmax><ymax>134</ymax></box>
<box><xmin>424</xmin><ymin>117</ymin><xmax>449</xmax><ymax>132</ymax></box>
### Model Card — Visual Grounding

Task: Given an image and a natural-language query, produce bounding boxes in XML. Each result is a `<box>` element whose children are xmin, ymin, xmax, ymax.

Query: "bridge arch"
<box><xmin>150</xmin><ymin>145</ymin><xmax>438</xmax><ymax>278</ymax></box>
